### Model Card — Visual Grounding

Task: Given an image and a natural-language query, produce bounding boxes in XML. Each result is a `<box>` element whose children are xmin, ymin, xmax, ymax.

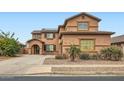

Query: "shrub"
<box><xmin>90</xmin><ymin>53</ymin><xmax>101</xmax><ymax>60</ymax></box>
<box><xmin>68</xmin><ymin>45</ymin><xmax>81</xmax><ymax>61</ymax></box>
<box><xmin>55</xmin><ymin>54</ymin><xmax>68</xmax><ymax>59</ymax></box>
<box><xmin>100</xmin><ymin>47</ymin><xmax>123</xmax><ymax>61</ymax></box>
<box><xmin>90</xmin><ymin>54</ymin><xmax>97</xmax><ymax>60</ymax></box>
<box><xmin>79</xmin><ymin>53</ymin><xmax>101</xmax><ymax>60</ymax></box>
<box><xmin>62</xmin><ymin>54</ymin><xmax>68</xmax><ymax>59</ymax></box>
<box><xmin>55</xmin><ymin>55</ymin><xmax>64</xmax><ymax>59</ymax></box>
<box><xmin>80</xmin><ymin>53</ymin><xmax>90</xmax><ymax>60</ymax></box>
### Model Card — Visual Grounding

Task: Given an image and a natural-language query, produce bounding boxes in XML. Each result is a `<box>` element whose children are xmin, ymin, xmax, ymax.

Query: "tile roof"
<box><xmin>31</xmin><ymin>28</ymin><xmax>57</xmax><ymax>34</ymax></box>
<box><xmin>31</xmin><ymin>30</ymin><xmax>41</xmax><ymax>34</ymax></box>
<box><xmin>111</xmin><ymin>35</ymin><xmax>124</xmax><ymax>43</ymax></box>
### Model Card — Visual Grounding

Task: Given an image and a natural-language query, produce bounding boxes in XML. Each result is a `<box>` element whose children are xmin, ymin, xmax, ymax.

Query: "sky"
<box><xmin>0</xmin><ymin>12</ymin><xmax>123</xmax><ymax>44</ymax></box>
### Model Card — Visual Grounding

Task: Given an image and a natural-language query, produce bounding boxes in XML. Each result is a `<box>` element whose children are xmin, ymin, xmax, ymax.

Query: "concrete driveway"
<box><xmin>0</xmin><ymin>55</ymin><xmax>55</xmax><ymax>75</ymax></box>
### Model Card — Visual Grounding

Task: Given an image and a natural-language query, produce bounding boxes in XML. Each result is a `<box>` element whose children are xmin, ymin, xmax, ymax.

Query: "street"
<box><xmin>0</xmin><ymin>75</ymin><xmax>124</xmax><ymax>81</ymax></box>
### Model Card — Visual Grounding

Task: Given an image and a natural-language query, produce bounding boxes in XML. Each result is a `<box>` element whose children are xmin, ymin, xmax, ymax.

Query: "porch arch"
<box><xmin>27</xmin><ymin>39</ymin><xmax>44</xmax><ymax>55</ymax></box>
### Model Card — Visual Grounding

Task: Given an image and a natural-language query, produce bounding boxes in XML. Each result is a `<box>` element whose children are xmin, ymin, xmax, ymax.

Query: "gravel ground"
<box><xmin>44</xmin><ymin>58</ymin><xmax>124</xmax><ymax>65</ymax></box>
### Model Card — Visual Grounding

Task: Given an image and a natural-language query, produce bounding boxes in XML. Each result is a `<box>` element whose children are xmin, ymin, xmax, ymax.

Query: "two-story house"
<box><xmin>111</xmin><ymin>35</ymin><xmax>124</xmax><ymax>54</ymax></box>
<box><xmin>26</xmin><ymin>12</ymin><xmax>114</xmax><ymax>55</ymax></box>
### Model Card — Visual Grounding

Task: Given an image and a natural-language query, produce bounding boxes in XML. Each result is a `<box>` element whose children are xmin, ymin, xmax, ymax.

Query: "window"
<box><xmin>46</xmin><ymin>33</ymin><xmax>54</xmax><ymax>39</ymax></box>
<box><xmin>80</xmin><ymin>40</ymin><xmax>94</xmax><ymax>51</ymax></box>
<box><xmin>78</xmin><ymin>22</ymin><xmax>88</xmax><ymax>30</ymax></box>
<box><xmin>33</xmin><ymin>34</ymin><xmax>41</xmax><ymax>39</ymax></box>
<box><xmin>45</xmin><ymin>45</ymin><xmax>55</xmax><ymax>52</ymax></box>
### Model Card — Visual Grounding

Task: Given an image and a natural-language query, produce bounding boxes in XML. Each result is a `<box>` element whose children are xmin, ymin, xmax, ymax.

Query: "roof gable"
<box><xmin>63</xmin><ymin>12</ymin><xmax>101</xmax><ymax>26</ymax></box>
<box><xmin>58</xmin><ymin>12</ymin><xmax>101</xmax><ymax>32</ymax></box>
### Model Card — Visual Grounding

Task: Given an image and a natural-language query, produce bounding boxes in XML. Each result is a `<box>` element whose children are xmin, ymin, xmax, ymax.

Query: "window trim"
<box><xmin>80</xmin><ymin>39</ymin><xmax>95</xmax><ymax>52</ymax></box>
<box><xmin>45</xmin><ymin>33</ymin><xmax>55</xmax><ymax>39</ymax></box>
<box><xmin>77</xmin><ymin>22</ymin><xmax>89</xmax><ymax>31</ymax></box>
<box><xmin>44</xmin><ymin>44</ymin><xmax>56</xmax><ymax>52</ymax></box>
<box><xmin>33</xmin><ymin>34</ymin><xmax>41</xmax><ymax>39</ymax></box>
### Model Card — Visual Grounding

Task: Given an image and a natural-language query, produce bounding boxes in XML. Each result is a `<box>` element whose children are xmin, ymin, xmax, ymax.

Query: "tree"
<box><xmin>0</xmin><ymin>31</ymin><xmax>21</xmax><ymax>56</ymax></box>
<box><xmin>68</xmin><ymin>45</ymin><xmax>81</xmax><ymax>61</ymax></box>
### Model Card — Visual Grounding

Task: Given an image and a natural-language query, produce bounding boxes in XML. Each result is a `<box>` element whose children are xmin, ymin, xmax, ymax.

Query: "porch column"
<box><xmin>28</xmin><ymin>48</ymin><xmax>31</xmax><ymax>54</ymax></box>
<box><xmin>40</xmin><ymin>48</ymin><xmax>42</xmax><ymax>55</ymax></box>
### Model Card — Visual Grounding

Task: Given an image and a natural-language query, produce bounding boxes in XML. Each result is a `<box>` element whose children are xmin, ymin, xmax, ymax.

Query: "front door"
<box><xmin>32</xmin><ymin>45</ymin><xmax>40</xmax><ymax>54</ymax></box>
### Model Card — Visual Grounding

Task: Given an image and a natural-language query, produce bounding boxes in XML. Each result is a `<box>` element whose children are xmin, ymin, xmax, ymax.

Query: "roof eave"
<box><xmin>59</xmin><ymin>31</ymin><xmax>115</xmax><ymax>38</ymax></box>
<box><xmin>27</xmin><ymin>39</ymin><xmax>44</xmax><ymax>43</ymax></box>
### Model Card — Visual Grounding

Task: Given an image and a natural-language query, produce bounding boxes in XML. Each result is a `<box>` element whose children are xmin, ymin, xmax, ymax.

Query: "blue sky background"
<box><xmin>0</xmin><ymin>12</ymin><xmax>123</xmax><ymax>44</ymax></box>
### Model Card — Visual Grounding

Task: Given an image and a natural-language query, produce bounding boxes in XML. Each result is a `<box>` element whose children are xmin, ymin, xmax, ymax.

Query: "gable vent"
<box><xmin>82</xmin><ymin>15</ymin><xmax>85</xmax><ymax>19</ymax></box>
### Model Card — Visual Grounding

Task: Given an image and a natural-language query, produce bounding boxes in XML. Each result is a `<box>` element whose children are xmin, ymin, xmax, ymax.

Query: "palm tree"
<box><xmin>0</xmin><ymin>30</ymin><xmax>18</xmax><ymax>40</ymax></box>
<box><xmin>68</xmin><ymin>45</ymin><xmax>81</xmax><ymax>61</ymax></box>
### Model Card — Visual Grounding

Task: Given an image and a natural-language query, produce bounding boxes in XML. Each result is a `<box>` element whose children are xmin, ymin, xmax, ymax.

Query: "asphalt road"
<box><xmin>0</xmin><ymin>75</ymin><xmax>124</xmax><ymax>81</ymax></box>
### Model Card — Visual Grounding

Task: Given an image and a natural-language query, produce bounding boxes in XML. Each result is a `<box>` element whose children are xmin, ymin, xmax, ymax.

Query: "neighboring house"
<box><xmin>111</xmin><ymin>35</ymin><xmax>124</xmax><ymax>54</ymax></box>
<box><xmin>26</xmin><ymin>12</ymin><xmax>114</xmax><ymax>55</ymax></box>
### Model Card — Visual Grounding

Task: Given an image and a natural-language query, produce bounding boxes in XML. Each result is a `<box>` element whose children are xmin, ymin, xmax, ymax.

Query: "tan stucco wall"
<box><xmin>61</xmin><ymin>34</ymin><xmax>111</xmax><ymax>54</ymax></box>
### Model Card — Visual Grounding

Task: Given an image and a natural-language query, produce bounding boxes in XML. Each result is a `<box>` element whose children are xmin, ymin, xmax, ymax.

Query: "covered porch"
<box><xmin>27</xmin><ymin>39</ymin><xmax>45</xmax><ymax>55</ymax></box>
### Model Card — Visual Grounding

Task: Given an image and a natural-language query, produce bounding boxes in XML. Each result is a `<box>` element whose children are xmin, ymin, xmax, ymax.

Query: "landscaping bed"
<box><xmin>43</xmin><ymin>45</ymin><xmax>124</xmax><ymax>75</ymax></box>
<box><xmin>44</xmin><ymin>58</ymin><xmax>124</xmax><ymax>65</ymax></box>
<box><xmin>0</xmin><ymin>55</ymin><xmax>22</xmax><ymax>61</ymax></box>
<box><xmin>0</xmin><ymin>56</ymin><xmax>12</xmax><ymax>61</ymax></box>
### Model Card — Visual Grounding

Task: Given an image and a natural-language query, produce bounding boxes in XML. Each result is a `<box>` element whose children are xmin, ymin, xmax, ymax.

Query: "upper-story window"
<box><xmin>46</xmin><ymin>33</ymin><xmax>54</xmax><ymax>39</ymax></box>
<box><xmin>33</xmin><ymin>34</ymin><xmax>41</xmax><ymax>39</ymax></box>
<box><xmin>78</xmin><ymin>22</ymin><xmax>88</xmax><ymax>30</ymax></box>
